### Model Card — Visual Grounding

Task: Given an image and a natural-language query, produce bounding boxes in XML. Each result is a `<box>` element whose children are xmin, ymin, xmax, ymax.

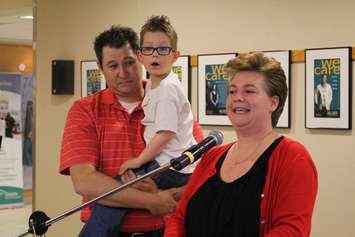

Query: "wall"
<box><xmin>1</xmin><ymin>0</ymin><xmax>32</xmax><ymax>10</ymax></box>
<box><xmin>0</xmin><ymin>44</ymin><xmax>32</xmax><ymax>74</ymax></box>
<box><xmin>35</xmin><ymin>0</ymin><xmax>355</xmax><ymax>236</ymax></box>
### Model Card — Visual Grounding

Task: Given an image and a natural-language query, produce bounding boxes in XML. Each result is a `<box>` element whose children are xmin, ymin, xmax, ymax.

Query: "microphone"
<box><xmin>171</xmin><ymin>131</ymin><xmax>224</xmax><ymax>171</ymax></box>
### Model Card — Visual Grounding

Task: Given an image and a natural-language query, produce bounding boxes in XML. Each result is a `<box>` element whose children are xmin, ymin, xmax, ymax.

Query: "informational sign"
<box><xmin>0</xmin><ymin>73</ymin><xmax>23</xmax><ymax>208</ymax></box>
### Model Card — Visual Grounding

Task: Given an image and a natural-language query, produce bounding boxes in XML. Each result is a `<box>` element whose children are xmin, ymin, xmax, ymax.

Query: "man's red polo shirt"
<box><xmin>60</xmin><ymin>88</ymin><xmax>204</xmax><ymax>232</ymax></box>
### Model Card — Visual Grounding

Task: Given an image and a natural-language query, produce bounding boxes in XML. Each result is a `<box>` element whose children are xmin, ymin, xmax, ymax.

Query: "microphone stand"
<box><xmin>16</xmin><ymin>162</ymin><xmax>172</xmax><ymax>237</ymax></box>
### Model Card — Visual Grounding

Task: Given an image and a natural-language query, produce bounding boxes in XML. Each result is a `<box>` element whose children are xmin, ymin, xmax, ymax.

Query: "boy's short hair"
<box><xmin>94</xmin><ymin>25</ymin><xmax>139</xmax><ymax>66</ymax></box>
<box><xmin>140</xmin><ymin>15</ymin><xmax>178</xmax><ymax>50</ymax></box>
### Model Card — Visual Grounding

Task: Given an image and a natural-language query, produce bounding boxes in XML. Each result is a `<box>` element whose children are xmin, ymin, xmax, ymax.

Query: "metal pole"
<box><xmin>16</xmin><ymin>163</ymin><xmax>171</xmax><ymax>237</ymax></box>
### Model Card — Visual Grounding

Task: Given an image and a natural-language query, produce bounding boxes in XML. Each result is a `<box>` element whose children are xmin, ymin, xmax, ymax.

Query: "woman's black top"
<box><xmin>185</xmin><ymin>137</ymin><xmax>283</xmax><ymax>237</ymax></box>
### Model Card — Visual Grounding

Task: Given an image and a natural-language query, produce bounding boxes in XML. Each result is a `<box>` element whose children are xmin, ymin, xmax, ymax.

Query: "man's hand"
<box><xmin>167</xmin><ymin>186</ymin><xmax>186</xmax><ymax>201</ymax></box>
<box><xmin>119</xmin><ymin>158</ymin><xmax>142</xmax><ymax>175</ymax></box>
<box><xmin>146</xmin><ymin>190</ymin><xmax>177</xmax><ymax>216</ymax></box>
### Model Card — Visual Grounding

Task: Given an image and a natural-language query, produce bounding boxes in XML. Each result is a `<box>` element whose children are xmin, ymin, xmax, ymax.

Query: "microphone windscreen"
<box><xmin>208</xmin><ymin>130</ymin><xmax>224</xmax><ymax>146</ymax></box>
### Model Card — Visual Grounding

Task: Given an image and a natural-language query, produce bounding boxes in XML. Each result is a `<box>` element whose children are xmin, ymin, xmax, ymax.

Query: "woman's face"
<box><xmin>226</xmin><ymin>71</ymin><xmax>278</xmax><ymax>130</ymax></box>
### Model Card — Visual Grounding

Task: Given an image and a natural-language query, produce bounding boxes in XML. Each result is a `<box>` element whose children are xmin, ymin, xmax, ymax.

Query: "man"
<box><xmin>59</xmin><ymin>26</ymin><xmax>203</xmax><ymax>237</ymax></box>
<box><xmin>314</xmin><ymin>74</ymin><xmax>333</xmax><ymax>116</ymax></box>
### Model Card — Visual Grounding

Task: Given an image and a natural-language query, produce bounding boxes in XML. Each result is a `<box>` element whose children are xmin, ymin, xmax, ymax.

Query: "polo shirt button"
<box><xmin>260</xmin><ymin>220</ymin><xmax>266</xmax><ymax>224</ymax></box>
<box><xmin>261</xmin><ymin>193</ymin><xmax>265</xmax><ymax>198</ymax></box>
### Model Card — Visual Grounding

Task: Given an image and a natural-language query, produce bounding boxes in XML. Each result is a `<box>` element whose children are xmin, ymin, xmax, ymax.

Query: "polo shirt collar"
<box><xmin>100</xmin><ymin>81</ymin><xmax>147</xmax><ymax>110</ymax></box>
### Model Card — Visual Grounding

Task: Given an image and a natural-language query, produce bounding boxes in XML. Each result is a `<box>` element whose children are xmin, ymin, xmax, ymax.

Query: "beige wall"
<box><xmin>35</xmin><ymin>0</ymin><xmax>355</xmax><ymax>236</ymax></box>
<box><xmin>1</xmin><ymin>0</ymin><xmax>32</xmax><ymax>11</ymax></box>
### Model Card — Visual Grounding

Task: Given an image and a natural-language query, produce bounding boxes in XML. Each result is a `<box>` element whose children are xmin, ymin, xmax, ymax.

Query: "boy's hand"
<box><xmin>121</xmin><ymin>170</ymin><xmax>158</xmax><ymax>193</ymax></box>
<box><xmin>119</xmin><ymin>158</ymin><xmax>142</xmax><ymax>175</ymax></box>
<box><xmin>121</xmin><ymin>169</ymin><xmax>137</xmax><ymax>183</ymax></box>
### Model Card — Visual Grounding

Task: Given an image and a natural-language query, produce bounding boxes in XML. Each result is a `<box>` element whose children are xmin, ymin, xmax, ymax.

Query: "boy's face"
<box><xmin>138</xmin><ymin>32</ymin><xmax>180</xmax><ymax>80</ymax></box>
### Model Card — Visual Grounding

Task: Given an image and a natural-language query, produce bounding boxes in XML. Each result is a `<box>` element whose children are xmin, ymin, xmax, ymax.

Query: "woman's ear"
<box><xmin>270</xmin><ymin>96</ymin><xmax>280</xmax><ymax>112</ymax></box>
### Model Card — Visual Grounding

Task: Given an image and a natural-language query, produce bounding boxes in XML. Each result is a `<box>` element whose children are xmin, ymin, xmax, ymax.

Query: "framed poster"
<box><xmin>263</xmin><ymin>50</ymin><xmax>291</xmax><ymax>128</ymax></box>
<box><xmin>172</xmin><ymin>55</ymin><xmax>190</xmax><ymax>100</ymax></box>
<box><xmin>81</xmin><ymin>60</ymin><xmax>106</xmax><ymax>97</ymax></box>
<box><xmin>198</xmin><ymin>53</ymin><xmax>236</xmax><ymax>125</ymax></box>
<box><xmin>305</xmin><ymin>47</ymin><xmax>352</xmax><ymax>129</ymax></box>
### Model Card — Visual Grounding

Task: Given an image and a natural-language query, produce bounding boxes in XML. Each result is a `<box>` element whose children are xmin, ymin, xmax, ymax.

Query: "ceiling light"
<box><xmin>19</xmin><ymin>15</ymin><xmax>34</xmax><ymax>20</ymax></box>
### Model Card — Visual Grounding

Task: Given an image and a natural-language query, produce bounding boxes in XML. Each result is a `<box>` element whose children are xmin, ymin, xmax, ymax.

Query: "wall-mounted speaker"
<box><xmin>52</xmin><ymin>60</ymin><xmax>74</xmax><ymax>94</ymax></box>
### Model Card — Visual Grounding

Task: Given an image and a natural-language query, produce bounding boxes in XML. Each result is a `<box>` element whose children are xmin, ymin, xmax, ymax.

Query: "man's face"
<box><xmin>99</xmin><ymin>44</ymin><xmax>143</xmax><ymax>101</ymax></box>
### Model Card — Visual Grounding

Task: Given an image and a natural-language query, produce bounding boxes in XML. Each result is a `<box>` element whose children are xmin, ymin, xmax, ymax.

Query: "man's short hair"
<box><xmin>94</xmin><ymin>25</ymin><xmax>139</xmax><ymax>66</ymax></box>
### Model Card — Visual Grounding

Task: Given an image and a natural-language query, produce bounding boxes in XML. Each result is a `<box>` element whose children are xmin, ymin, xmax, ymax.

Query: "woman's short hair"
<box><xmin>225</xmin><ymin>52</ymin><xmax>288</xmax><ymax>128</ymax></box>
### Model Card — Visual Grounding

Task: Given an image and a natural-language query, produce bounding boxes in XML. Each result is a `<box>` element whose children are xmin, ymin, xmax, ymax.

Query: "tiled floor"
<box><xmin>0</xmin><ymin>204</ymin><xmax>32</xmax><ymax>237</ymax></box>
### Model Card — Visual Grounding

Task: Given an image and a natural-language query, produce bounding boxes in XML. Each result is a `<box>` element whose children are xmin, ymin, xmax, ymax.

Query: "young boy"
<box><xmin>80</xmin><ymin>16</ymin><xmax>196</xmax><ymax>237</ymax></box>
<box><xmin>119</xmin><ymin>15</ymin><xmax>196</xmax><ymax>186</ymax></box>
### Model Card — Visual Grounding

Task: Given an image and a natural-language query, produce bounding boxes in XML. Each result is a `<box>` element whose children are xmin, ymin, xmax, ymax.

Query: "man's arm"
<box><xmin>70</xmin><ymin>163</ymin><xmax>176</xmax><ymax>216</ymax></box>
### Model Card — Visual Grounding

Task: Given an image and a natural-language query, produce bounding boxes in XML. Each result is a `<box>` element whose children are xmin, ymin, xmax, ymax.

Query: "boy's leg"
<box><xmin>132</xmin><ymin>160</ymin><xmax>160</xmax><ymax>176</ymax></box>
<box><xmin>152</xmin><ymin>169</ymin><xmax>191</xmax><ymax>190</ymax></box>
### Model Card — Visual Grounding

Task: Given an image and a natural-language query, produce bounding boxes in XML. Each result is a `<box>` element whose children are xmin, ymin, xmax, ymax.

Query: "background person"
<box><xmin>5</xmin><ymin>112</ymin><xmax>15</xmax><ymax>138</ymax></box>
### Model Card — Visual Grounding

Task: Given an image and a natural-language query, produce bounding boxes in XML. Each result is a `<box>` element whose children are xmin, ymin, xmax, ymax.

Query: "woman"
<box><xmin>164</xmin><ymin>52</ymin><xmax>318</xmax><ymax>237</ymax></box>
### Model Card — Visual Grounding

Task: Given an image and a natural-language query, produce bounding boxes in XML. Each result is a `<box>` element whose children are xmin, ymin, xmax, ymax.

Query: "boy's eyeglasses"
<box><xmin>140</xmin><ymin>47</ymin><xmax>174</xmax><ymax>55</ymax></box>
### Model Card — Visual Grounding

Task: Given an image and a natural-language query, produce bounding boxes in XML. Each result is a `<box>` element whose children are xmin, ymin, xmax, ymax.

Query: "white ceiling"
<box><xmin>0</xmin><ymin>6</ymin><xmax>33</xmax><ymax>45</ymax></box>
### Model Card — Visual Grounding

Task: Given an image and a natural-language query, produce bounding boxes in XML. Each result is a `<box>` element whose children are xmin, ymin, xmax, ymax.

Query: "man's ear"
<box><xmin>97</xmin><ymin>60</ymin><xmax>103</xmax><ymax>71</ymax></box>
<box><xmin>137</xmin><ymin>51</ymin><xmax>144</xmax><ymax>63</ymax></box>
